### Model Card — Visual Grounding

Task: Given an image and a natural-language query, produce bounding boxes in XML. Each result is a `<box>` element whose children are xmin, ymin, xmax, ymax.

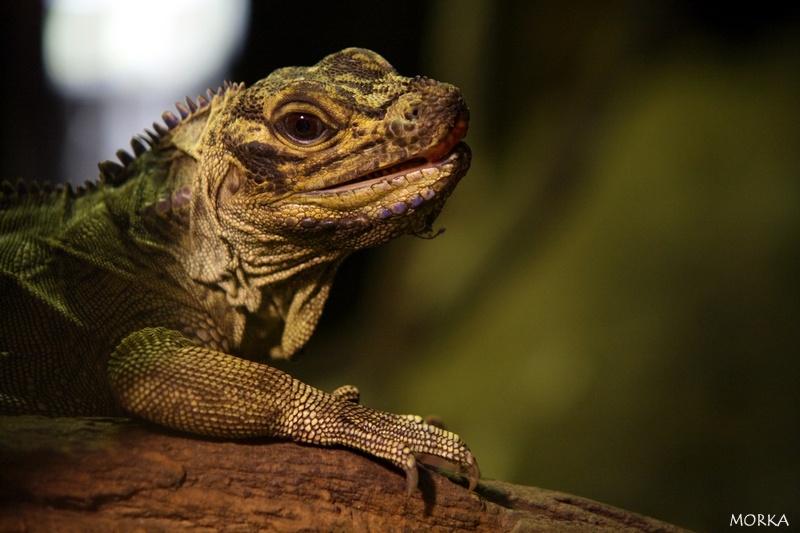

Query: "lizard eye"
<box><xmin>281</xmin><ymin>112</ymin><xmax>327</xmax><ymax>144</ymax></box>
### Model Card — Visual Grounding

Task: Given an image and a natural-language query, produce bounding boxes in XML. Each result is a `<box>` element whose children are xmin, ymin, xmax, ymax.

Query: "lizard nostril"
<box><xmin>404</xmin><ymin>108</ymin><xmax>420</xmax><ymax>121</ymax></box>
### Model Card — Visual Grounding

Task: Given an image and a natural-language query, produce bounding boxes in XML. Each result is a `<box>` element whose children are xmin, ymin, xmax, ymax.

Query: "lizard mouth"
<box><xmin>317</xmin><ymin>157</ymin><xmax>430</xmax><ymax>193</ymax></box>
<box><xmin>312</xmin><ymin>111</ymin><xmax>469</xmax><ymax>195</ymax></box>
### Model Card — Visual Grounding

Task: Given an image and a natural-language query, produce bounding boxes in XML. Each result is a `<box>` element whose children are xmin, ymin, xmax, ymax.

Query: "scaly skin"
<box><xmin>0</xmin><ymin>48</ymin><xmax>477</xmax><ymax>493</ymax></box>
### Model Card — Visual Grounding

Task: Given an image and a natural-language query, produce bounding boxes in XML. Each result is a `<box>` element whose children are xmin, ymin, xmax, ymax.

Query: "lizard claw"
<box><xmin>462</xmin><ymin>452</ymin><xmax>480</xmax><ymax>491</ymax></box>
<box><xmin>404</xmin><ymin>458</ymin><xmax>419</xmax><ymax>496</ymax></box>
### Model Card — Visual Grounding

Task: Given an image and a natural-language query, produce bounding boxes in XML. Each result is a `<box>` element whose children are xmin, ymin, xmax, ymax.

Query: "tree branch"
<box><xmin>0</xmin><ymin>416</ymin><xmax>688</xmax><ymax>532</ymax></box>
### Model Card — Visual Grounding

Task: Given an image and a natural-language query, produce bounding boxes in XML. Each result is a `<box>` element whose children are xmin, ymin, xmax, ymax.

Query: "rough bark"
<box><xmin>0</xmin><ymin>416</ymin><xmax>688</xmax><ymax>532</ymax></box>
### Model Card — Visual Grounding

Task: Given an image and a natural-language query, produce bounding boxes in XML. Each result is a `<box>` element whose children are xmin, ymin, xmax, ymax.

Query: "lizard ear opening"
<box><xmin>218</xmin><ymin>165</ymin><xmax>244</xmax><ymax>205</ymax></box>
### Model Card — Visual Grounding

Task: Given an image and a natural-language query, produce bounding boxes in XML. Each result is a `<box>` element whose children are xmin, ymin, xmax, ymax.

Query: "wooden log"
<box><xmin>0</xmin><ymin>416</ymin><xmax>688</xmax><ymax>532</ymax></box>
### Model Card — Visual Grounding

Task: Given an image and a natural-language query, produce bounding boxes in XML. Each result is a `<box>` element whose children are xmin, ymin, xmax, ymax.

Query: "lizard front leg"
<box><xmin>108</xmin><ymin>327</ymin><xmax>479</xmax><ymax>493</ymax></box>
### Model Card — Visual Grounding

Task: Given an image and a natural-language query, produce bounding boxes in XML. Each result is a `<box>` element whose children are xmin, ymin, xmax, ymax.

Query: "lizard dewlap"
<box><xmin>0</xmin><ymin>48</ymin><xmax>477</xmax><ymax>493</ymax></box>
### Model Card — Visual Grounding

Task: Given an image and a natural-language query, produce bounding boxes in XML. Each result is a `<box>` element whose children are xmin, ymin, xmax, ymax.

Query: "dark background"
<box><xmin>3</xmin><ymin>2</ymin><xmax>799</xmax><ymax>530</ymax></box>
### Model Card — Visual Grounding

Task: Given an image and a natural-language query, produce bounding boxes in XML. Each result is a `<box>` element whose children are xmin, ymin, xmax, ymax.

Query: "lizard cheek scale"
<box><xmin>0</xmin><ymin>48</ymin><xmax>478</xmax><ymax>494</ymax></box>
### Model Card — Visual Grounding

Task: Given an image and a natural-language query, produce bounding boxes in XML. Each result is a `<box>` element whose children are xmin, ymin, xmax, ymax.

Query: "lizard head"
<box><xmin>204</xmin><ymin>47</ymin><xmax>471</xmax><ymax>252</ymax></box>
<box><xmin>133</xmin><ymin>48</ymin><xmax>471</xmax><ymax>356</ymax></box>
<box><xmin>94</xmin><ymin>48</ymin><xmax>470</xmax><ymax>358</ymax></box>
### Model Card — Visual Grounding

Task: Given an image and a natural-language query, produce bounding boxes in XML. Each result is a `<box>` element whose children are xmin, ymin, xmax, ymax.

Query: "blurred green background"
<box><xmin>3</xmin><ymin>1</ymin><xmax>798</xmax><ymax>530</ymax></box>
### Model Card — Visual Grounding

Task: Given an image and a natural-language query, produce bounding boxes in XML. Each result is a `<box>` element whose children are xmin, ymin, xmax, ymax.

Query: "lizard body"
<box><xmin>0</xmin><ymin>48</ymin><xmax>477</xmax><ymax>492</ymax></box>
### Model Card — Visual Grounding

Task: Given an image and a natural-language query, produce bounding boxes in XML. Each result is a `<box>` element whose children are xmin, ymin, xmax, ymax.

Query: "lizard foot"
<box><xmin>287</xmin><ymin>384</ymin><xmax>480</xmax><ymax>494</ymax></box>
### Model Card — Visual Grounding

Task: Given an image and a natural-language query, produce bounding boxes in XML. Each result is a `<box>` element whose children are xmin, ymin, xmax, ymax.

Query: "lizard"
<box><xmin>0</xmin><ymin>48</ymin><xmax>478</xmax><ymax>494</ymax></box>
